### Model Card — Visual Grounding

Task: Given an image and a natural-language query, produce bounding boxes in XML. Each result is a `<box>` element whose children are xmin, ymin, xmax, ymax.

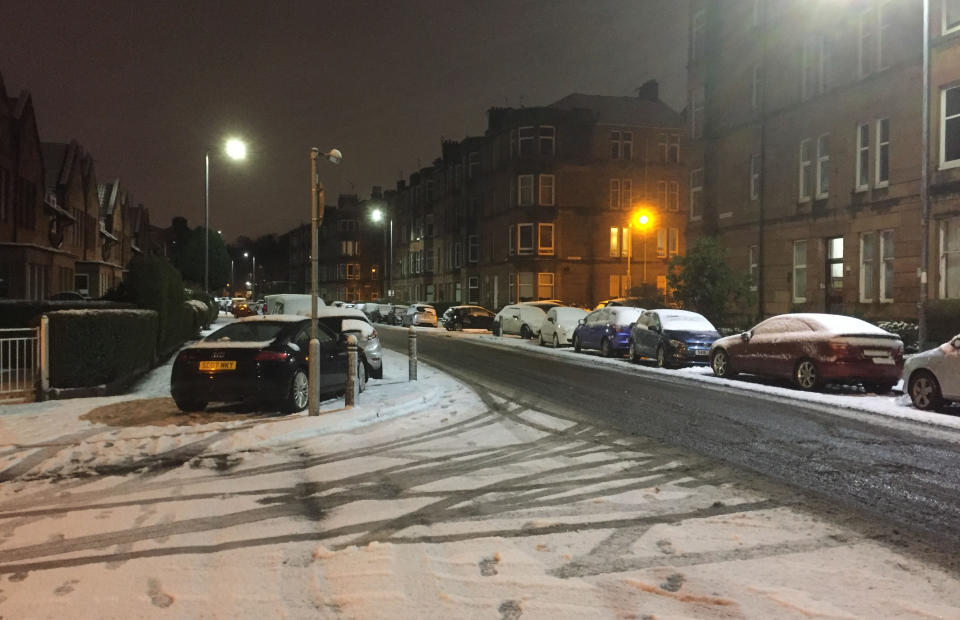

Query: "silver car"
<box><xmin>309</xmin><ymin>308</ymin><xmax>384</xmax><ymax>380</ymax></box>
<box><xmin>904</xmin><ymin>334</ymin><xmax>960</xmax><ymax>411</ymax></box>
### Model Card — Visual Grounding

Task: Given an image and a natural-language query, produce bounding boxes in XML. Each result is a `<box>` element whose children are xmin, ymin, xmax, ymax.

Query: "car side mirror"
<box><xmin>547</xmin><ymin>316</ymin><xmax>555</xmax><ymax>323</ymax></box>
<box><xmin>578</xmin><ymin>319</ymin><xmax>585</xmax><ymax>325</ymax></box>
<box><xmin>741</xmin><ymin>331</ymin><xmax>751</xmax><ymax>342</ymax></box>
<box><xmin>952</xmin><ymin>336</ymin><xmax>960</xmax><ymax>350</ymax></box>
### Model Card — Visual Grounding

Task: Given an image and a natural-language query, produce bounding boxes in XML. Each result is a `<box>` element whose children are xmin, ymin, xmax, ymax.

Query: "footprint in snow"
<box><xmin>499</xmin><ymin>600</ymin><xmax>523</xmax><ymax>619</ymax></box>
<box><xmin>53</xmin><ymin>579</ymin><xmax>79</xmax><ymax>596</ymax></box>
<box><xmin>479</xmin><ymin>554</ymin><xmax>500</xmax><ymax>577</ymax></box>
<box><xmin>147</xmin><ymin>578</ymin><xmax>174</xmax><ymax>608</ymax></box>
<box><xmin>656</xmin><ymin>539</ymin><xmax>675</xmax><ymax>555</ymax></box>
<box><xmin>660</xmin><ymin>573</ymin><xmax>685</xmax><ymax>592</ymax></box>
<box><xmin>8</xmin><ymin>572</ymin><xmax>28</xmax><ymax>582</ymax></box>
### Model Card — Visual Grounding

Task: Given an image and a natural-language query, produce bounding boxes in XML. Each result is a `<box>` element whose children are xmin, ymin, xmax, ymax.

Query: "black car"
<box><xmin>171</xmin><ymin>316</ymin><xmax>365</xmax><ymax>413</ymax></box>
<box><xmin>444</xmin><ymin>305</ymin><xmax>496</xmax><ymax>331</ymax></box>
<box><xmin>629</xmin><ymin>309</ymin><xmax>720</xmax><ymax>368</ymax></box>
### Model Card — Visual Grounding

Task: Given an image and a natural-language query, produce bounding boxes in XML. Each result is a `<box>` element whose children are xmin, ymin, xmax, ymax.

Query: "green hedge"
<box><xmin>48</xmin><ymin>309</ymin><xmax>158</xmax><ymax>388</ymax></box>
<box><xmin>0</xmin><ymin>300</ymin><xmax>135</xmax><ymax>328</ymax></box>
<box><xmin>126</xmin><ymin>255</ymin><xmax>196</xmax><ymax>355</ymax></box>
<box><xmin>925</xmin><ymin>299</ymin><xmax>960</xmax><ymax>345</ymax></box>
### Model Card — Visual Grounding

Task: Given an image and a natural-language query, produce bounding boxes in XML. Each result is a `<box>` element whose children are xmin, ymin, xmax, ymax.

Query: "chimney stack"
<box><xmin>637</xmin><ymin>79</ymin><xmax>659</xmax><ymax>101</ymax></box>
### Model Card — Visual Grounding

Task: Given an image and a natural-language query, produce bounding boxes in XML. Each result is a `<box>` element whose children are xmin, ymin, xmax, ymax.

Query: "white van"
<box><xmin>264</xmin><ymin>294</ymin><xmax>326</xmax><ymax>316</ymax></box>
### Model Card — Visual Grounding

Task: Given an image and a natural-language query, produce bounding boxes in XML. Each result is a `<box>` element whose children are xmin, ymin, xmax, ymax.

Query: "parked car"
<box><xmin>301</xmin><ymin>307</ymin><xmax>384</xmax><ymax>379</ymax></box>
<box><xmin>709</xmin><ymin>313</ymin><xmax>904</xmax><ymax>392</ymax></box>
<box><xmin>171</xmin><ymin>315</ymin><xmax>366</xmax><ymax>413</ymax></box>
<box><xmin>629</xmin><ymin>309</ymin><xmax>720</xmax><ymax>368</ymax></box>
<box><xmin>572</xmin><ymin>306</ymin><xmax>644</xmax><ymax>357</ymax></box>
<box><xmin>49</xmin><ymin>291</ymin><xmax>91</xmax><ymax>301</ymax></box>
<box><xmin>592</xmin><ymin>297</ymin><xmax>646</xmax><ymax>310</ymax></box>
<box><xmin>264</xmin><ymin>294</ymin><xmax>326</xmax><ymax>316</ymax></box>
<box><xmin>402</xmin><ymin>303</ymin><xmax>438</xmax><ymax>327</ymax></box>
<box><xmin>383</xmin><ymin>305</ymin><xmax>408</xmax><ymax>325</ymax></box>
<box><xmin>492</xmin><ymin>301</ymin><xmax>562</xmax><ymax>338</ymax></box>
<box><xmin>444</xmin><ymin>305</ymin><xmax>496</xmax><ymax>331</ymax></box>
<box><xmin>232</xmin><ymin>299</ymin><xmax>257</xmax><ymax>318</ymax></box>
<box><xmin>538</xmin><ymin>306</ymin><xmax>588</xmax><ymax>347</ymax></box>
<box><xmin>904</xmin><ymin>334</ymin><xmax>960</xmax><ymax>411</ymax></box>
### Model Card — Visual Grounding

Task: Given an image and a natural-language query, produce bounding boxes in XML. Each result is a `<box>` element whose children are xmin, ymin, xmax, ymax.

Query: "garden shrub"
<box><xmin>47</xmin><ymin>309</ymin><xmax>158</xmax><ymax>388</ymax></box>
<box><xmin>925</xmin><ymin>299</ymin><xmax>960</xmax><ymax>345</ymax></box>
<box><xmin>125</xmin><ymin>255</ymin><xmax>194</xmax><ymax>355</ymax></box>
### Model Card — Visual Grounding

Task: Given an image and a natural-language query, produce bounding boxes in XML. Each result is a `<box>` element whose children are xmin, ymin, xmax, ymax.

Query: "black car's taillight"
<box><xmin>254</xmin><ymin>351</ymin><xmax>289</xmax><ymax>362</ymax></box>
<box><xmin>176</xmin><ymin>349</ymin><xmax>201</xmax><ymax>363</ymax></box>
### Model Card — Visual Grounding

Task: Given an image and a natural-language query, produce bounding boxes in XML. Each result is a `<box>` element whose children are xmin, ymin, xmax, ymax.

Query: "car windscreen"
<box><xmin>661</xmin><ymin>313</ymin><xmax>716</xmax><ymax>332</ymax></box>
<box><xmin>206</xmin><ymin>322</ymin><xmax>289</xmax><ymax>342</ymax></box>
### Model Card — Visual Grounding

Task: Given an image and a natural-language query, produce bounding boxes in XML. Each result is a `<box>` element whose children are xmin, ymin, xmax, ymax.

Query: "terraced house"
<box><xmin>0</xmin><ymin>71</ymin><xmax>148</xmax><ymax>300</ymax></box>
<box><xmin>390</xmin><ymin>82</ymin><xmax>687</xmax><ymax>309</ymax></box>
<box><xmin>688</xmin><ymin>0</ymin><xmax>960</xmax><ymax>321</ymax></box>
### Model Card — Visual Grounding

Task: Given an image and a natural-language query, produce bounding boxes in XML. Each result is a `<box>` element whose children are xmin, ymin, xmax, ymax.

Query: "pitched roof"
<box><xmin>40</xmin><ymin>142</ymin><xmax>72</xmax><ymax>191</ymax></box>
<box><xmin>548</xmin><ymin>93</ymin><xmax>682</xmax><ymax>128</ymax></box>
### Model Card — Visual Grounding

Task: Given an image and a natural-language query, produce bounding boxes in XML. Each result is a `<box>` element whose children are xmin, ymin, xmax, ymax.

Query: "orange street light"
<box><xmin>627</xmin><ymin>208</ymin><xmax>656</xmax><ymax>285</ymax></box>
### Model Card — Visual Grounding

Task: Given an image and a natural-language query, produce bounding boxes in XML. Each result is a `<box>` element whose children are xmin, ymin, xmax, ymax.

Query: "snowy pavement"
<box><xmin>0</xmin><ymin>330</ymin><xmax>959</xmax><ymax>617</ymax></box>
<box><xmin>414</xmin><ymin>326</ymin><xmax>960</xmax><ymax>431</ymax></box>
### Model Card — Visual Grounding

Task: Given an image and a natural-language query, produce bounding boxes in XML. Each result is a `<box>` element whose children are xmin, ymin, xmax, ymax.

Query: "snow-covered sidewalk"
<box><xmin>412</xmin><ymin>326</ymin><xmax>960</xmax><ymax>431</ymax></box>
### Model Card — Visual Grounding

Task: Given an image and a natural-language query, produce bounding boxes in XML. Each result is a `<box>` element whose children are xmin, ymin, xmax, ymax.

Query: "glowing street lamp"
<box><xmin>627</xmin><ymin>208</ymin><xmax>656</xmax><ymax>287</ymax></box>
<box><xmin>369</xmin><ymin>206</ymin><xmax>392</xmax><ymax>299</ymax></box>
<box><xmin>205</xmin><ymin>137</ymin><xmax>247</xmax><ymax>294</ymax></box>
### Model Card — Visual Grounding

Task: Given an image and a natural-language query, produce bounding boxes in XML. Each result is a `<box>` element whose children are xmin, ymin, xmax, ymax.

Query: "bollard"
<box><xmin>345</xmin><ymin>334</ymin><xmax>358</xmax><ymax>407</ymax></box>
<box><xmin>408</xmin><ymin>325</ymin><xmax>418</xmax><ymax>381</ymax></box>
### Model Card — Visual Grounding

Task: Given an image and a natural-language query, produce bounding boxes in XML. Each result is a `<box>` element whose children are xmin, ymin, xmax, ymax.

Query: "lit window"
<box><xmin>537</xmin><ymin>273</ymin><xmax>554</xmax><ymax>300</ymax></box>
<box><xmin>609</xmin><ymin>227</ymin><xmax>620</xmax><ymax>258</ymax></box>
<box><xmin>657</xmin><ymin>228</ymin><xmax>667</xmax><ymax>258</ymax></box>
<box><xmin>668</xmin><ymin>228</ymin><xmax>679</xmax><ymax>257</ymax></box>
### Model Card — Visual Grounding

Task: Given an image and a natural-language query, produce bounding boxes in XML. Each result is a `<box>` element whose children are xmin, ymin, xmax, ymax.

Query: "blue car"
<box><xmin>573</xmin><ymin>306</ymin><xmax>645</xmax><ymax>357</ymax></box>
<box><xmin>629</xmin><ymin>309</ymin><xmax>720</xmax><ymax>368</ymax></box>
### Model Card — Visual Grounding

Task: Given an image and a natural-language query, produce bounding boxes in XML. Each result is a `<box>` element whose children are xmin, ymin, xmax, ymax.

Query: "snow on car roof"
<box><xmin>552</xmin><ymin>306</ymin><xmax>587</xmax><ymax>316</ymax></box>
<box><xmin>293</xmin><ymin>307</ymin><xmax>367</xmax><ymax>319</ymax></box>
<box><xmin>236</xmin><ymin>314</ymin><xmax>306</xmax><ymax>323</ymax></box>
<box><xmin>787</xmin><ymin>313</ymin><xmax>892</xmax><ymax>335</ymax></box>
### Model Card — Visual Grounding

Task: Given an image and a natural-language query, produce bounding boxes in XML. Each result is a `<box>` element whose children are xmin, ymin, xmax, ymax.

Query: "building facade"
<box><xmin>390</xmin><ymin>84</ymin><xmax>687</xmax><ymax>309</ymax></box>
<box><xmin>688</xmin><ymin>0</ymin><xmax>960</xmax><ymax>321</ymax></box>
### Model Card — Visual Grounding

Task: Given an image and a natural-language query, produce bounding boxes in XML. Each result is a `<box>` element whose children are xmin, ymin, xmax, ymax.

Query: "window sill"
<box><xmin>875</xmin><ymin>181</ymin><xmax>889</xmax><ymax>189</ymax></box>
<box><xmin>815</xmin><ymin>193</ymin><xmax>829</xmax><ymax>201</ymax></box>
<box><xmin>718</xmin><ymin>212</ymin><xmax>733</xmax><ymax>219</ymax></box>
<box><xmin>793</xmin><ymin>298</ymin><xmax>807</xmax><ymax>304</ymax></box>
<box><xmin>938</xmin><ymin>160</ymin><xmax>960</xmax><ymax>171</ymax></box>
<box><xmin>855</xmin><ymin>186</ymin><xmax>869</xmax><ymax>194</ymax></box>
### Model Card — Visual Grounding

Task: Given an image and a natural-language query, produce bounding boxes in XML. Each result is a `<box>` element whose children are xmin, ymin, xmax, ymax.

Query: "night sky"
<box><xmin>1</xmin><ymin>0</ymin><xmax>688</xmax><ymax>239</ymax></box>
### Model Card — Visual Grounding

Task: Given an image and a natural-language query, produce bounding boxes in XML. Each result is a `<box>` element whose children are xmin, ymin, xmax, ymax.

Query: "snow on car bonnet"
<box><xmin>661</xmin><ymin>312</ymin><xmax>716</xmax><ymax>331</ymax></box>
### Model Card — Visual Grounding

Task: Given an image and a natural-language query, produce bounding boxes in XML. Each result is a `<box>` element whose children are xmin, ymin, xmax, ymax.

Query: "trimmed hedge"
<box><xmin>48</xmin><ymin>309</ymin><xmax>158</xmax><ymax>389</ymax></box>
<box><xmin>0</xmin><ymin>300</ymin><xmax>135</xmax><ymax>328</ymax></box>
<box><xmin>126</xmin><ymin>255</ymin><xmax>196</xmax><ymax>356</ymax></box>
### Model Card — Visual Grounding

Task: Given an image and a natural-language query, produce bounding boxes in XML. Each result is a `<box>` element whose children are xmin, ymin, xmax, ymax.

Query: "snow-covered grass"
<box><xmin>395</xmin><ymin>326</ymin><xmax>960</xmax><ymax>432</ymax></box>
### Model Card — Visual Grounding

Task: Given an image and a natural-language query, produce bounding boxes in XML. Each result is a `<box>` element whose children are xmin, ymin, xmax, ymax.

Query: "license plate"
<box><xmin>864</xmin><ymin>349</ymin><xmax>889</xmax><ymax>356</ymax></box>
<box><xmin>198</xmin><ymin>360</ymin><xmax>236</xmax><ymax>372</ymax></box>
<box><xmin>695</xmin><ymin>349</ymin><xmax>709</xmax><ymax>356</ymax></box>
<box><xmin>871</xmin><ymin>357</ymin><xmax>894</xmax><ymax>365</ymax></box>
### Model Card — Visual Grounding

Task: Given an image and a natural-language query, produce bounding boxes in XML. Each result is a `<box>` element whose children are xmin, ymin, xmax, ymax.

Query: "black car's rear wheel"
<box><xmin>282</xmin><ymin>369</ymin><xmax>309</xmax><ymax>413</ymax></box>
<box><xmin>174</xmin><ymin>397</ymin><xmax>207</xmax><ymax>413</ymax></box>
<box><xmin>600</xmin><ymin>338</ymin><xmax>613</xmax><ymax>358</ymax></box>
<box><xmin>573</xmin><ymin>334</ymin><xmax>582</xmax><ymax>353</ymax></box>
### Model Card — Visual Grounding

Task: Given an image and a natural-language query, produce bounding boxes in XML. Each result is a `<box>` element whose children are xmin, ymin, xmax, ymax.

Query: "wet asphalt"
<box><xmin>379</xmin><ymin>327</ymin><xmax>960</xmax><ymax>549</ymax></box>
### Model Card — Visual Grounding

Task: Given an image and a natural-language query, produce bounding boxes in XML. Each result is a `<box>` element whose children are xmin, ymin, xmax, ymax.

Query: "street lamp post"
<box><xmin>370</xmin><ymin>207</ymin><xmax>393</xmax><ymax>299</ymax></box>
<box><xmin>243</xmin><ymin>251</ymin><xmax>256</xmax><ymax>298</ymax></box>
<box><xmin>919</xmin><ymin>0</ymin><xmax>931</xmax><ymax>347</ymax></box>
<box><xmin>309</xmin><ymin>147</ymin><xmax>343</xmax><ymax>417</ymax></box>
<box><xmin>626</xmin><ymin>210</ymin><xmax>654</xmax><ymax>294</ymax></box>
<box><xmin>204</xmin><ymin>138</ymin><xmax>246</xmax><ymax>294</ymax></box>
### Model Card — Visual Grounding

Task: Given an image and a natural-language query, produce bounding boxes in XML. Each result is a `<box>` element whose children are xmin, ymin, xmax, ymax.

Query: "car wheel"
<box><xmin>629</xmin><ymin>341</ymin><xmax>640</xmax><ymax>363</ymax></box>
<box><xmin>282</xmin><ymin>370</ymin><xmax>309</xmax><ymax>413</ymax></box>
<box><xmin>174</xmin><ymin>397</ymin><xmax>207</xmax><ymax>413</ymax></box>
<box><xmin>711</xmin><ymin>349</ymin><xmax>736</xmax><ymax>378</ymax></box>
<box><xmin>453</xmin><ymin>321</ymin><xmax>463</xmax><ymax>331</ymax></box>
<box><xmin>655</xmin><ymin>345</ymin><xmax>666</xmax><ymax>368</ymax></box>
<box><xmin>600</xmin><ymin>338</ymin><xmax>613</xmax><ymax>358</ymax></box>
<box><xmin>537</xmin><ymin>332</ymin><xmax>545</xmax><ymax>346</ymax></box>
<box><xmin>909</xmin><ymin>370</ymin><xmax>943</xmax><ymax>411</ymax></box>
<box><xmin>864</xmin><ymin>381</ymin><xmax>895</xmax><ymax>395</ymax></box>
<box><xmin>552</xmin><ymin>334</ymin><xmax>560</xmax><ymax>349</ymax></box>
<box><xmin>520</xmin><ymin>325</ymin><xmax>532</xmax><ymax>340</ymax></box>
<box><xmin>573</xmin><ymin>334</ymin><xmax>582</xmax><ymax>353</ymax></box>
<box><xmin>793</xmin><ymin>358</ymin><xmax>820</xmax><ymax>391</ymax></box>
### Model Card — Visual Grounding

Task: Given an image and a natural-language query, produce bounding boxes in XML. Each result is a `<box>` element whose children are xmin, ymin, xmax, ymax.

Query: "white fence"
<box><xmin>0</xmin><ymin>327</ymin><xmax>38</xmax><ymax>400</ymax></box>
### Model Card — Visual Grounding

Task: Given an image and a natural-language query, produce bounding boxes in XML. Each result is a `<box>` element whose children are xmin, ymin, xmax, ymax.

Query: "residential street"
<box><xmin>0</xmin><ymin>327</ymin><xmax>958</xmax><ymax>617</ymax></box>
<box><xmin>377</xmin><ymin>326</ymin><xmax>960</xmax><ymax>548</ymax></box>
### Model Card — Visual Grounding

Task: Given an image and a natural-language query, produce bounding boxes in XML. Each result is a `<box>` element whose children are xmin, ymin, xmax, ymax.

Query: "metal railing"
<box><xmin>0</xmin><ymin>327</ymin><xmax>38</xmax><ymax>400</ymax></box>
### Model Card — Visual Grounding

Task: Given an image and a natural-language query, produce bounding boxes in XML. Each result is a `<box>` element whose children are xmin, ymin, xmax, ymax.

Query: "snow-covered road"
<box><xmin>1</xmin><ymin>335</ymin><xmax>959</xmax><ymax>617</ymax></box>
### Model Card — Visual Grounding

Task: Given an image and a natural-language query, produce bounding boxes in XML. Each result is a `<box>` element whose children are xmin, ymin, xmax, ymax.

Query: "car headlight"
<box><xmin>669</xmin><ymin>339</ymin><xmax>686</xmax><ymax>351</ymax></box>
